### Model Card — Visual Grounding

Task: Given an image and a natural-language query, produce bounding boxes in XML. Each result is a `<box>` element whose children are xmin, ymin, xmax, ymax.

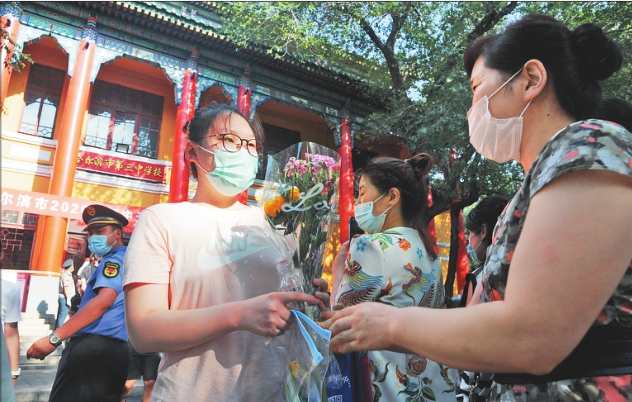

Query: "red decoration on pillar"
<box><xmin>169</xmin><ymin>61</ymin><xmax>198</xmax><ymax>203</ymax></box>
<box><xmin>456</xmin><ymin>210</ymin><xmax>469</xmax><ymax>292</ymax></box>
<box><xmin>1</xmin><ymin>4</ymin><xmax>22</xmax><ymax>108</ymax></box>
<box><xmin>34</xmin><ymin>17</ymin><xmax>96</xmax><ymax>272</ymax></box>
<box><xmin>237</xmin><ymin>87</ymin><xmax>251</xmax><ymax>117</ymax></box>
<box><xmin>338</xmin><ymin>116</ymin><xmax>354</xmax><ymax>243</ymax></box>
<box><xmin>449</xmin><ymin>149</ymin><xmax>469</xmax><ymax>294</ymax></box>
<box><xmin>237</xmin><ymin>66</ymin><xmax>252</xmax><ymax>117</ymax></box>
<box><xmin>427</xmin><ymin>188</ymin><xmax>439</xmax><ymax>255</ymax></box>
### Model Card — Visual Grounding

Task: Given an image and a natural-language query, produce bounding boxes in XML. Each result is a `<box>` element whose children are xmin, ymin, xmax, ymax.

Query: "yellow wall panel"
<box><xmin>72</xmin><ymin>182</ymin><xmax>162</xmax><ymax>208</ymax></box>
<box><xmin>1</xmin><ymin>170</ymin><xmax>50</xmax><ymax>193</ymax></box>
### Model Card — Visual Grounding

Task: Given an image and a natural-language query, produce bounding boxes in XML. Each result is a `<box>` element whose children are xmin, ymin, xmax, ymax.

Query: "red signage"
<box><xmin>0</xmin><ymin>188</ymin><xmax>144</xmax><ymax>232</ymax></box>
<box><xmin>76</xmin><ymin>150</ymin><xmax>167</xmax><ymax>183</ymax></box>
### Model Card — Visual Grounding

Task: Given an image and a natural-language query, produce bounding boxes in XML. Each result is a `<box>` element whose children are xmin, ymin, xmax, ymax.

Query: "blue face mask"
<box><xmin>354</xmin><ymin>193</ymin><xmax>393</xmax><ymax>234</ymax></box>
<box><xmin>88</xmin><ymin>231</ymin><xmax>117</xmax><ymax>257</ymax></box>
<box><xmin>467</xmin><ymin>241</ymin><xmax>482</xmax><ymax>264</ymax></box>
<box><xmin>196</xmin><ymin>146</ymin><xmax>259</xmax><ymax>196</ymax></box>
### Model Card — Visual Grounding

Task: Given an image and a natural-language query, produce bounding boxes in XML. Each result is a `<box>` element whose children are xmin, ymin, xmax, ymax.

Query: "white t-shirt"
<box><xmin>1</xmin><ymin>279</ymin><xmax>22</xmax><ymax>330</ymax></box>
<box><xmin>123</xmin><ymin>202</ymin><xmax>287</xmax><ymax>402</ymax></box>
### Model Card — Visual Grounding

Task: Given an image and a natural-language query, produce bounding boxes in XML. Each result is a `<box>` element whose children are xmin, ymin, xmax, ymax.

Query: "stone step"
<box><xmin>20</xmin><ymin>334</ymin><xmax>60</xmax><ymax>344</ymax></box>
<box><xmin>18</xmin><ymin>328</ymin><xmax>55</xmax><ymax>337</ymax></box>
<box><xmin>20</xmin><ymin>353</ymin><xmax>63</xmax><ymax>368</ymax></box>
<box><xmin>21</xmin><ymin>312</ymin><xmax>56</xmax><ymax>321</ymax></box>
<box><xmin>19</xmin><ymin>320</ymin><xmax>55</xmax><ymax>327</ymax></box>
<box><xmin>20</xmin><ymin>342</ymin><xmax>64</xmax><ymax>356</ymax></box>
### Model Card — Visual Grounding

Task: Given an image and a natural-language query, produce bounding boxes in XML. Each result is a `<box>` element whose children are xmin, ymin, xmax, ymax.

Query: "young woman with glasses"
<box><xmin>123</xmin><ymin>103</ymin><xmax>329</xmax><ymax>401</ymax></box>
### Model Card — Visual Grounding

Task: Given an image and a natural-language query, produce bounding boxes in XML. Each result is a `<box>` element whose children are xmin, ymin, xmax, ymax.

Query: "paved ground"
<box><xmin>14</xmin><ymin>369</ymin><xmax>144</xmax><ymax>402</ymax></box>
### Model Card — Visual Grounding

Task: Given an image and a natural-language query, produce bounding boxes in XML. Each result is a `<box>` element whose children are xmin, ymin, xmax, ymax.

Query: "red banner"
<box><xmin>76</xmin><ymin>150</ymin><xmax>167</xmax><ymax>183</ymax></box>
<box><xmin>0</xmin><ymin>188</ymin><xmax>144</xmax><ymax>232</ymax></box>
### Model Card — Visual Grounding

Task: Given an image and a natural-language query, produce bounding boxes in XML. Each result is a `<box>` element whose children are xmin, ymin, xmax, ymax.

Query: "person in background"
<box><xmin>331</xmin><ymin>154</ymin><xmax>456</xmax><ymax>401</ymax></box>
<box><xmin>123</xmin><ymin>103</ymin><xmax>328</xmax><ymax>402</ymax></box>
<box><xmin>1</xmin><ymin>277</ymin><xmax>22</xmax><ymax>387</ymax></box>
<box><xmin>454</xmin><ymin>195</ymin><xmax>510</xmax><ymax>402</ymax></box>
<box><xmin>56</xmin><ymin>259</ymin><xmax>75</xmax><ymax>329</ymax></box>
<box><xmin>324</xmin><ymin>14</ymin><xmax>632</xmax><ymax>401</ymax></box>
<box><xmin>28</xmin><ymin>204</ymin><xmax>131</xmax><ymax>402</ymax></box>
<box><xmin>460</xmin><ymin>195</ymin><xmax>510</xmax><ymax>307</ymax></box>
<box><xmin>78</xmin><ymin>254</ymin><xmax>100</xmax><ymax>296</ymax></box>
<box><xmin>120</xmin><ymin>342</ymin><xmax>161</xmax><ymax>402</ymax></box>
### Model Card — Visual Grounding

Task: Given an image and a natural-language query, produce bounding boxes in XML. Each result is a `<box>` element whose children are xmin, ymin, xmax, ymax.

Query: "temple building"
<box><xmin>1</xmin><ymin>2</ymin><xmax>459</xmax><ymax>313</ymax></box>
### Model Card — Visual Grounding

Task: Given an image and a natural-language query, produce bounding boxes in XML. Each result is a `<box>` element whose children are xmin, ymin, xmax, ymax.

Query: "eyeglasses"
<box><xmin>206</xmin><ymin>133</ymin><xmax>264</xmax><ymax>157</ymax></box>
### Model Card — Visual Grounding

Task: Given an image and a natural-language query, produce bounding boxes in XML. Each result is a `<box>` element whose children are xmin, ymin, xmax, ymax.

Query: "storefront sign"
<box><xmin>0</xmin><ymin>188</ymin><xmax>143</xmax><ymax>232</ymax></box>
<box><xmin>77</xmin><ymin>150</ymin><xmax>167</xmax><ymax>183</ymax></box>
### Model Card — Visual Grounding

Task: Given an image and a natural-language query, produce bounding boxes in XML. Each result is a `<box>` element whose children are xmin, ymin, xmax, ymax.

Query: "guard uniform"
<box><xmin>49</xmin><ymin>205</ymin><xmax>130</xmax><ymax>402</ymax></box>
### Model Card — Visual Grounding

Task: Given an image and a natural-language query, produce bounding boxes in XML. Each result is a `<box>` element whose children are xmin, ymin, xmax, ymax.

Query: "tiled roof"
<box><xmin>74</xmin><ymin>1</ymin><xmax>377</xmax><ymax>99</ymax></box>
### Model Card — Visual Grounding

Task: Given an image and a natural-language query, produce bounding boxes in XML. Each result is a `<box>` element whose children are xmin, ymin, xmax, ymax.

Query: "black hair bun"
<box><xmin>408</xmin><ymin>153</ymin><xmax>434</xmax><ymax>177</ymax></box>
<box><xmin>572</xmin><ymin>23</ymin><xmax>623</xmax><ymax>81</ymax></box>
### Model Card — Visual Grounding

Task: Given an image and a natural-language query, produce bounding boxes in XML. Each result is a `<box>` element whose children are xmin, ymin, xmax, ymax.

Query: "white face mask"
<box><xmin>468</xmin><ymin>68</ymin><xmax>532</xmax><ymax>163</ymax></box>
<box><xmin>354</xmin><ymin>193</ymin><xmax>393</xmax><ymax>234</ymax></box>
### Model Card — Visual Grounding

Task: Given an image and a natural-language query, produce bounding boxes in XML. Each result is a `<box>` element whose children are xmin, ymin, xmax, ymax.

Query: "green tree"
<box><xmin>221</xmin><ymin>2</ymin><xmax>632</xmax><ymax>294</ymax></box>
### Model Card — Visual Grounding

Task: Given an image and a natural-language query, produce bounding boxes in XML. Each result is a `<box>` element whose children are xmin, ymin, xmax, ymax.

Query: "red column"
<box><xmin>427</xmin><ymin>188</ymin><xmax>439</xmax><ymax>255</ymax></box>
<box><xmin>338</xmin><ymin>117</ymin><xmax>354</xmax><ymax>243</ymax></box>
<box><xmin>169</xmin><ymin>51</ymin><xmax>198</xmax><ymax>203</ymax></box>
<box><xmin>237</xmin><ymin>86</ymin><xmax>251</xmax><ymax>117</ymax></box>
<box><xmin>449</xmin><ymin>150</ymin><xmax>469</xmax><ymax>293</ymax></box>
<box><xmin>34</xmin><ymin>18</ymin><xmax>97</xmax><ymax>272</ymax></box>
<box><xmin>1</xmin><ymin>3</ymin><xmax>21</xmax><ymax>108</ymax></box>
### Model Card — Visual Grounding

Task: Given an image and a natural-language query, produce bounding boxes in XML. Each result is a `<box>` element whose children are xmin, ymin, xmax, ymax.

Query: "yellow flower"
<box><xmin>287</xmin><ymin>358</ymin><xmax>305</xmax><ymax>379</ymax></box>
<box><xmin>286</xmin><ymin>186</ymin><xmax>301</xmax><ymax>202</ymax></box>
<box><xmin>264</xmin><ymin>197</ymin><xmax>285</xmax><ymax>218</ymax></box>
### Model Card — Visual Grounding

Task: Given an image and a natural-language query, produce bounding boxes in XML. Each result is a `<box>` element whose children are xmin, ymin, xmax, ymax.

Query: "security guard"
<box><xmin>27</xmin><ymin>204</ymin><xmax>130</xmax><ymax>402</ymax></box>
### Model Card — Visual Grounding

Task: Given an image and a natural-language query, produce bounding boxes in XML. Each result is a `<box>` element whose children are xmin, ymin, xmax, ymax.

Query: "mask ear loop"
<box><xmin>489</xmin><ymin>67</ymin><xmax>524</xmax><ymax>99</ymax></box>
<box><xmin>193</xmin><ymin>143</ymin><xmax>215</xmax><ymax>175</ymax></box>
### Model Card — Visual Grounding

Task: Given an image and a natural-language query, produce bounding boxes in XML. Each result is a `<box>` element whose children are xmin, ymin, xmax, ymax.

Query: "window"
<box><xmin>84</xmin><ymin>80</ymin><xmax>164</xmax><ymax>159</ymax></box>
<box><xmin>262</xmin><ymin>123</ymin><xmax>301</xmax><ymax>155</ymax></box>
<box><xmin>19</xmin><ymin>64</ymin><xmax>66</xmax><ymax>138</ymax></box>
<box><xmin>258</xmin><ymin>123</ymin><xmax>301</xmax><ymax>179</ymax></box>
<box><xmin>2</xmin><ymin>210</ymin><xmax>19</xmax><ymax>224</ymax></box>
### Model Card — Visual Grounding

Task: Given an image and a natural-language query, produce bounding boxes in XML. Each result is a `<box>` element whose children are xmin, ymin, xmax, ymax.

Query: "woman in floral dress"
<box><xmin>324</xmin><ymin>14</ymin><xmax>632</xmax><ymax>402</ymax></box>
<box><xmin>332</xmin><ymin>153</ymin><xmax>457</xmax><ymax>401</ymax></box>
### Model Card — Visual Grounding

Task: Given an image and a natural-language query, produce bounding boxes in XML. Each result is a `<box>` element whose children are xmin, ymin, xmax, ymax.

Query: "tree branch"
<box><xmin>356</xmin><ymin>12</ymin><xmax>406</xmax><ymax>91</ymax></box>
<box><xmin>425</xmin><ymin>1</ymin><xmax>519</xmax><ymax>99</ymax></box>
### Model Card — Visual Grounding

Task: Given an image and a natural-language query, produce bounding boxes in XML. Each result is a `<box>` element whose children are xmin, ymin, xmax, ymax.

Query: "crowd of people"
<box><xmin>4</xmin><ymin>12</ymin><xmax>631</xmax><ymax>402</ymax></box>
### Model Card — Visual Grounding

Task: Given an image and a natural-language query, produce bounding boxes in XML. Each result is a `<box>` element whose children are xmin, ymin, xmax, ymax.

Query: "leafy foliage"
<box><xmin>1</xmin><ymin>3</ymin><xmax>32</xmax><ymax>73</ymax></box>
<box><xmin>221</xmin><ymin>1</ymin><xmax>631</xmax><ymax>214</ymax></box>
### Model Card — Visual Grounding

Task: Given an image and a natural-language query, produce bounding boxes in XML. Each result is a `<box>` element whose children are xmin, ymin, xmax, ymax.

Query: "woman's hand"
<box><xmin>313</xmin><ymin>277</ymin><xmax>331</xmax><ymax>312</ymax></box>
<box><xmin>320</xmin><ymin>302</ymin><xmax>397</xmax><ymax>353</ymax></box>
<box><xmin>239</xmin><ymin>291</ymin><xmax>320</xmax><ymax>337</ymax></box>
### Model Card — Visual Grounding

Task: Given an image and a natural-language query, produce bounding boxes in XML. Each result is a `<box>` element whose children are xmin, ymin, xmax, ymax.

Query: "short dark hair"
<box><xmin>465</xmin><ymin>195</ymin><xmax>511</xmax><ymax>244</ymax></box>
<box><xmin>184</xmin><ymin>102</ymin><xmax>265</xmax><ymax>179</ymax></box>
<box><xmin>464</xmin><ymin>14</ymin><xmax>623</xmax><ymax>121</ymax></box>
<box><xmin>361</xmin><ymin>153</ymin><xmax>437</xmax><ymax>260</ymax></box>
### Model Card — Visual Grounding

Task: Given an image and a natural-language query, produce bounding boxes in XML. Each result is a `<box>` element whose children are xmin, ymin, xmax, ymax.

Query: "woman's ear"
<box><xmin>523</xmin><ymin>59</ymin><xmax>547</xmax><ymax>102</ymax></box>
<box><xmin>480</xmin><ymin>223</ymin><xmax>488</xmax><ymax>239</ymax></box>
<box><xmin>388</xmin><ymin>187</ymin><xmax>401</xmax><ymax>206</ymax></box>
<box><xmin>185</xmin><ymin>141</ymin><xmax>197</xmax><ymax>165</ymax></box>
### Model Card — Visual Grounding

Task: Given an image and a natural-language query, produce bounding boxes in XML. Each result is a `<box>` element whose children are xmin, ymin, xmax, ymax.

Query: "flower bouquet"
<box><xmin>262</xmin><ymin>142</ymin><xmax>340</xmax><ymax>305</ymax></box>
<box><xmin>261</xmin><ymin>142</ymin><xmax>341</xmax><ymax>402</ymax></box>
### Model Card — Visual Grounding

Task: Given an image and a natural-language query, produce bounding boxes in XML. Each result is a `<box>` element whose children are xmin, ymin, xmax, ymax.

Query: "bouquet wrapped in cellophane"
<box><xmin>261</xmin><ymin>142</ymin><xmax>342</xmax><ymax>402</ymax></box>
<box><xmin>262</xmin><ymin>142</ymin><xmax>340</xmax><ymax>302</ymax></box>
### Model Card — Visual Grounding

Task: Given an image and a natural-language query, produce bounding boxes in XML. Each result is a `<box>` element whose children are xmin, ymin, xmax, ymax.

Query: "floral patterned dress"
<box><xmin>334</xmin><ymin>227</ymin><xmax>457</xmax><ymax>402</ymax></box>
<box><xmin>481</xmin><ymin>120</ymin><xmax>632</xmax><ymax>401</ymax></box>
